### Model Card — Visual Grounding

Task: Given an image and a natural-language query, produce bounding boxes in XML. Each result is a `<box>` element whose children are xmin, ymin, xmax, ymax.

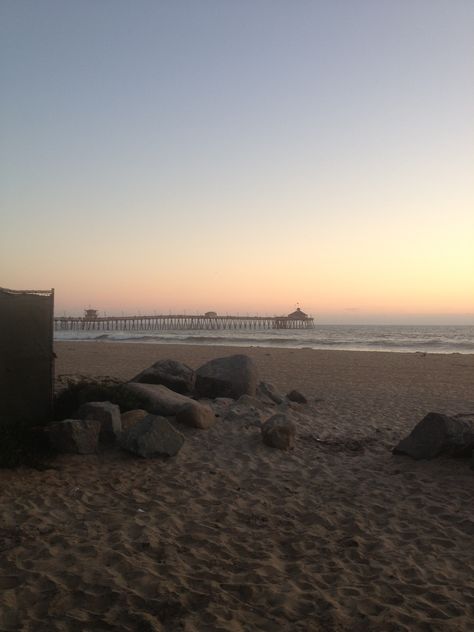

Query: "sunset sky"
<box><xmin>1</xmin><ymin>1</ymin><xmax>473</xmax><ymax>323</ymax></box>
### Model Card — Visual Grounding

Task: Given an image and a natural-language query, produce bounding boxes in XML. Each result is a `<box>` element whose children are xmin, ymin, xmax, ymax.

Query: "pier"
<box><xmin>54</xmin><ymin>310</ymin><xmax>314</xmax><ymax>332</ymax></box>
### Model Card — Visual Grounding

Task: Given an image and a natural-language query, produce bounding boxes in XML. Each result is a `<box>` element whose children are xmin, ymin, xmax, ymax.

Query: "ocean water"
<box><xmin>54</xmin><ymin>325</ymin><xmax>474</xmax><ymax>354</ymax></box>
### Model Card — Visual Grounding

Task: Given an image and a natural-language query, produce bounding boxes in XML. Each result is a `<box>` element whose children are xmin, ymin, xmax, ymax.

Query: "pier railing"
<box><xmin>54</xmin><ymin>314</ymin><xmax>314</xmax><ymax>332</ymax></box>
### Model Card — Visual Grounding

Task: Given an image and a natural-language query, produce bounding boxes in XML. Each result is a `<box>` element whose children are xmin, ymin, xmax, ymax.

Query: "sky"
<box><xmin>1</xmin><ymin>1</ymin><xmax>473</xmax><ymax>323</ymax></box>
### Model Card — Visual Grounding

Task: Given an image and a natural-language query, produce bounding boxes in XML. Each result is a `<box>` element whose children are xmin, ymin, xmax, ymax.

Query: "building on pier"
<box><xmin>272</xmin><ymin>306</ymin><xmax>311</xmax><ymax>329</ymax></box>
<box><xmin>287</xmin><ymin>307</ymin><xmax>308</xmax><ymax>320</ymax></box>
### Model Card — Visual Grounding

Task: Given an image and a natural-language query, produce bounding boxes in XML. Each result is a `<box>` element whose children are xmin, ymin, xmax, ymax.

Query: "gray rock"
<box><xmin>75</xmin><ymin>401</ymin><xmax>122</xmax><ymax>443</ymax></box>
<box><xmin>195</xmin><ymin>354</ymin><xmax>258</xmax><ymax>399</ymax></box>
<box><xmin>175</xmin><ymin>402</ymin><xmax>215</xmax><ymax>429</ymax></box>
<box><xmin>121</xmin><ymin>409</ymin><xmax>149</xmax><ymax>432</ymax></box>
<box><xmin>257</xmin><ymin>381</ymin><xmax>284</xmax><ymax>405</ymax></box>
<box><xmin>286</xmin><ymin>390</ymin><xmax>307</xmax><ymax>404</ymax></box>
<box><xmin>125</xmin><ymin>383</ymin><xmax>196</xmax><ymax>414</ymax></box>
<box><xmin>123</xmin><ymin>383</ymin><xmax>215</xmax><ymax>429</ymax></box>
<box><xmin>49</xmin><ymin>419</ymin><xmax>101</xmax><ymax>454</ymax></box>
<box><xmin>261</xmin><ymin>414</ymin><xmax>296</xmax><ymax>450</ymax></box>
<box><xmin>120</xmin><ymin>415</ymin><xmax>184</xmax><ymax>458</ymax></box>
<box><xmin>393</xmin><ymin>412</ymin><xmax>474</xmax><ymax>460</ymax></box>
<box><xmin>130</xmin><ymin>359</ymin><xmax>195</xmax><ymax>394</ymax></box>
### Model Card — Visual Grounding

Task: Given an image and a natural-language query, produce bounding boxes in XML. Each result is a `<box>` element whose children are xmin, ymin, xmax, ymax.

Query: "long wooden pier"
<box><xmin>54</xmin><ymin>313</ymin><xmax>314</xmax><ymax>332</ymax></box>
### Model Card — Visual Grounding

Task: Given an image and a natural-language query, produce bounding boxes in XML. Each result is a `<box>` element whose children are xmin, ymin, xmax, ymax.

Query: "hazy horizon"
<box><xmin>55</xmin><ymin>304</ymin><xmax>473</xmax><ymax>326</ymax></box>
<box><xmin>2</xmin><ymin>1</ymin><xmax>473</xmax><ymax>325</ymax></box>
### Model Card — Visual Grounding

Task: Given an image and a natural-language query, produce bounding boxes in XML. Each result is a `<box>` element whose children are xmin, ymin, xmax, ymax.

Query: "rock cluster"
<box><xmin>49</xmin><ymin>354</ymin><xmax>311</xmax><ymax>457</ymax></box>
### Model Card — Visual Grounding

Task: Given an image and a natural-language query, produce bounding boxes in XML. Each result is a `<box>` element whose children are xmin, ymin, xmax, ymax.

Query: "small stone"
<box><xmin>261</xmin><ymin>414</ymin><xmax>296</xmax><ymax>450</ymax></box>
<box><xmin>257</xmin><ymin>382</ymin><xmax>284</xmax><ymax>405</ymax></box>
<box><xmin>287</xmin><ymin>390</ymin><xmax>307</xmax><ymax>404</ymax></box>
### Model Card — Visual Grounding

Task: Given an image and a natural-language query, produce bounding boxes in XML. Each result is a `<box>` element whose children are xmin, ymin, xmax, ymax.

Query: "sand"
<box><xmin>1</xmin><ymin>342</ymin><xmax>473</xmax><ymax>631</ymax></box>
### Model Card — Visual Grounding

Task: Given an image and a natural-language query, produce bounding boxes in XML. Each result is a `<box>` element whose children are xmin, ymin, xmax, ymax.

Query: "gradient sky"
<box><xmin>1</xmin><ymin>1</ymin><xmax>473</xmax><ymax>323</ymax></box>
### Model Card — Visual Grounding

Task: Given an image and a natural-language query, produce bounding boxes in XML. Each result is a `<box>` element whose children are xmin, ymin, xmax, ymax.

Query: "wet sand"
<box><xmin>1</xmin><ymin>342</ymin><xmax>473</xmax><ymax>631</ymax></box>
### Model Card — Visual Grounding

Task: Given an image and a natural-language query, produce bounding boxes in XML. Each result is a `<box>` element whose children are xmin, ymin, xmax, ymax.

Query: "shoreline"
<box><xmin>54</xmin><ymin>336</ymin><xmax>474</xmax><ymax>355</ymax></box>
<box><xmin>55</xmin><ymin>340</ymin><xmax>474</xmax><ymax>407</ymax></box>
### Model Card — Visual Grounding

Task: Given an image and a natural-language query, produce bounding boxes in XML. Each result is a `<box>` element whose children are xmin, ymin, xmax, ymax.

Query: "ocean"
<box><xmin>54</xmin><ymin>324</ymin><xmax>474</xmax><ymax>354</ymax></box>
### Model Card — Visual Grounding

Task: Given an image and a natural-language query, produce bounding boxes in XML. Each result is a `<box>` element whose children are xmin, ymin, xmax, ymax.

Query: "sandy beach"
<box><xmin>1</xmin><ymin>342</ymin><xmax>473</xmax><ymax>631</ymax></box>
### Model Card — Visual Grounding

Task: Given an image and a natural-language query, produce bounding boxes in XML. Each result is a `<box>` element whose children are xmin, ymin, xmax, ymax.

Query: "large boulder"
<box><xmin>120</xmin><ymin>415</ymin><xmax>184</xmax><ymax>458</ymax></box>
<box><xmin>195</xmin><ymin>354</ymin><xmax>258</xmax><ymax>399</ymax></box>
<box><xmin>48</xmin><ymin>419</ymin><xmax>101</xmax><ymax>454</ymax></box>
<box><xmin>123</xmin><ymin>383</ymin><xmax>216</xmax><ymax>429</ymax></box>
<box><xmin>75</xmin><ymin>401</ymin><xmax>122</xmax><ymax>443</ymax></box>
<box><xmin>130</xmin><ymin>359</ymin><xmax>195</xmax><ymax>395</ymax></box>
<box><xmin>261</xmin><ymin>414</ymin><xmax>296</xmax><ymax>450</ymax></box>
<box><xmin>394</xmin><ymin>412</ymin><xmax>474</xmax><ymax>460</ymax></box>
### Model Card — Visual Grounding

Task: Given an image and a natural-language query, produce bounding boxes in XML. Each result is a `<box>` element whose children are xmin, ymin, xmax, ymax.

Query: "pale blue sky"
<box><xmin>1</xmin><ymin>1</ymin><xmax>473</xmax><ymax>321</ymax></box>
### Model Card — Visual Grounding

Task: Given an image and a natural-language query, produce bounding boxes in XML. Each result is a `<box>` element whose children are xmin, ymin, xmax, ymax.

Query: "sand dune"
<box><xmin>0</xmin><ymin>343</ymin><xmax>473</xmax><ymax>631</ymax></box>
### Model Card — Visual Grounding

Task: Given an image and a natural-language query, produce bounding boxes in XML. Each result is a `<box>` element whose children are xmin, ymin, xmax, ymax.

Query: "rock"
<box><xmin>123</xmin><ymin>383</ymin><xmax>196</xmax><ymax>414</ymax></box>
<box><xmin>261</xmin><ymin>414</ymin><xmax>296</xmax><ymax>450</ymax></box>
<box><xmin>175</xmin><ymin>402</ymin><xmax>215</xmax><ymax>429</ymax></box>
<box><xmin>75</xmin><ymin>401</ymin><xmax>122</xmax><ymax>443</ymax></box>
<box><xmin>195</xmin><ymin>354</ymin><xmax>258</xmax><ymax>399</ymax></box>
<box><xmin>48</xmin><ymin>419</ymin><xmax>101</xmax><ymax>454</ymax></box>
<box><xmin>121</xmin><ymin>409</ymin><xmax>149</xmax><ymax>432</ymax></box>
<box><xmin>257</xmin><ymin>381</ymin><xmax>284</xmax><ymax>405</ymax></box>
<box><xmin>123</xmin><ymin>383</ymin><xmax>215</xmax><ymax>428</ymax></box>
<box><xmin>287</xmin><ymin>390</ymin><xmax>307</xmax><ymax>404</ymax></box>
<box><xmin>120</xmin><ymin>415</ymin><xmax>184</xmax><ymax>458</ymax></box>
<box><xmin>393</xmin><ymin>412</ymin><xmax>474</xmax><ymax>460</ymax></box>
<box><xmin>130</xmin><ymin>359</ymin><xmax>195</xmax><ymax>394</ymax></box>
